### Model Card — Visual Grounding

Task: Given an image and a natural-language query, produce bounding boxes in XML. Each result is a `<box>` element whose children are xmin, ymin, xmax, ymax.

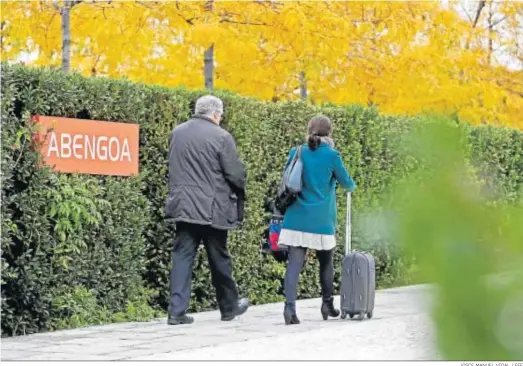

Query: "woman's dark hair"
<box><xmin>307</xmin><ymin>115</ymin><xmax>332</xmax><ymax>150</ymax></box>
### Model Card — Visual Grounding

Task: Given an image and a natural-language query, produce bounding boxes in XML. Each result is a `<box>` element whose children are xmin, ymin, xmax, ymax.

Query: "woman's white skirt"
<box><xmin>278</xmin><ymin>228</ymin><xmax>336</xmax><ymax>251</ymax></box>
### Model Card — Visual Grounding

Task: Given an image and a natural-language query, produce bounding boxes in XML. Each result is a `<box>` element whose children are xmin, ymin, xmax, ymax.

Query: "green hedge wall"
<box><xmin>2</xmin><ymin>65</ymin><xmax>522</xmax><ymax>336</ymax></box>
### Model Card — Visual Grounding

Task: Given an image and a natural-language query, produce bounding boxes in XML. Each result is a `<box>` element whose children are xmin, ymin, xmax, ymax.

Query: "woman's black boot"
<box><xmin>321</xmin><ymin>297</ymin><xmax>340</xmax><ymax>320</ymax></box>
<box><xmin>283</xmin><ymin>302</ymin><xmax>300</xmax><ymax>325</ymax></box>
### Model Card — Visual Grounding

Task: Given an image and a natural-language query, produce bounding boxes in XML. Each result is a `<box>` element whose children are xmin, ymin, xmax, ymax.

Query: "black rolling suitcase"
<box><xmin>340</xmin><ymin>192</ymin><xmax>376</xmax><ymax>320</ymax></box>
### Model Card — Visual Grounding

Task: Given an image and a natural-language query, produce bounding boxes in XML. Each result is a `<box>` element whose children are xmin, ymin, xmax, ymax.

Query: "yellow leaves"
<box><xmin>1</xmin><ymin>1</ymin><xmax>522</xmax><ymax>130</ymax></box>
<box><xmin>186</xmin><ymin>23</ymin><xmax>224</xmax><ymax>47</ymax></box>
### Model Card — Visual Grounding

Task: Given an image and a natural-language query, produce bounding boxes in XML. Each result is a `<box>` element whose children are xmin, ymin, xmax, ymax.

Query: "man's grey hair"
<box><xmin>195</xmin><ymin>95</ymin><xmax>223</xmax><ymax>117</ymax></box>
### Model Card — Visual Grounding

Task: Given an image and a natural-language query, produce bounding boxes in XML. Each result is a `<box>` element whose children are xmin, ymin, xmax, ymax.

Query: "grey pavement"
<box><xmin>1</xmin><ymin>284</ymin><xmax>439</xmax><ymax>361</ymax></box>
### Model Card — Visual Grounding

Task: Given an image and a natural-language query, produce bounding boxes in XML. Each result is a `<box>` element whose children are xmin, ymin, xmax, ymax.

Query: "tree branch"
<box><xmin>460</xmin><ymin>2</ymin><xmax>474</xmax><ymax>24</ymax></box>
<box><xmin>204</xmin><ymin>0</ymin><xmax>214</xmax><ymax>12</ymax></box>
<box><xmin>480</xmin><ymin>77</ymin><xmax>523</xmax><ymax>98</ymax></box>
<box><xmin>504</xmin><ymin>88</ymin><xmax>523</xmax><ymax>98</ymax></box>
<box><xmin>136</xmin><ymin>1</ymin><xmax>155</xmax><ymax>9</ymax></box>
<box><xmin>52</xmin><ymin>0</ymin><xmax>60</xmax><ymax>11</ymax></box>
<box><xmin>219</xmin><ymin>19</ymin><xmax>268</xmax><ymax>26</ymax></box>
<box><xmin>473</xmin><ymin>0</ymin><xmax>486</xmax><ymax>28</ymax></box>
<box><xmin>488</xmin><ymin>15</ymin><xmax>507</xmax><ymax>29</ymax></box>
<box><xmin>175</xmin><ymin>1</ymin><xmax>195</xmax><ymax>25</ymax></box>
<box><xmin>90</xmin><ymin>1</ymin><xmax>116</xmax><ymax>9</ymax></box>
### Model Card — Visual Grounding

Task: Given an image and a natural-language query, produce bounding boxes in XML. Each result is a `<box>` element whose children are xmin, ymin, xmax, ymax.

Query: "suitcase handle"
<box><xmin>345</xmin><ymin>192</ymin><xmax>351</xmax><ymax>255</ymax></box>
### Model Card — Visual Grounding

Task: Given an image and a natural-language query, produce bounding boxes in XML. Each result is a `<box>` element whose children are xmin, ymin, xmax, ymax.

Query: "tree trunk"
<box><xmin>299</xmin><ymin>71</ymin><xmax>307</xmax><ymax>100</ymax></box>
<box><xmin>203</xmin><ymin>0</ymin><xmax>215</xmax><ymax>90</ymax></box>
<box><xmin>204</xmin><ymin>44</ymin><xmax>214</xmax><ymax>90</ymax></box>
<box><xmin>487</xmin><ymin>3</ymin><xmax>494</xmax><ymax>65</ymax></box>
<box><xmin>61</xmin><ymin>1</ymin><xmax>72</xmax><ymax>72</ymax></box>
<box><xmin>0</xmin><ymin>21</ymin><xmax>6</xmax><ymax>52</ymax></box>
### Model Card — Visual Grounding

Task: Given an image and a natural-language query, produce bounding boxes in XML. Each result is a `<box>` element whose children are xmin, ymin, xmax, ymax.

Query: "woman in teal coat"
<box><xmin>278</xmin><ymin>115</ymin><xmax>356</xmax><ymax>325</ymax></box>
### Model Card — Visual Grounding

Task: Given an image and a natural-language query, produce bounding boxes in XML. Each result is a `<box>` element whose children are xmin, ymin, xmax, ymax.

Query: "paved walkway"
<box><xmin>1</xmin><ymin>284</ymin><xmax>437</xmax><ymax>361</ymax></box>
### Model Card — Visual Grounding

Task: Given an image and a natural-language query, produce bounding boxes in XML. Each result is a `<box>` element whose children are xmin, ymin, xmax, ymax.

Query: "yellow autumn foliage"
<box><xmin>1</xmin><ymin>1</ymin><xmax>522</xmax><ymax>129</ymax></box>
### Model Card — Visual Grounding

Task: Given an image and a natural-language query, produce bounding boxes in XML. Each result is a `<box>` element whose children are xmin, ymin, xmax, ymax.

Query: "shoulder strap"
<box><xmin>295</xmin><ymin>145</ymin><xmax>303</xmax><ymax>160</ymax></box>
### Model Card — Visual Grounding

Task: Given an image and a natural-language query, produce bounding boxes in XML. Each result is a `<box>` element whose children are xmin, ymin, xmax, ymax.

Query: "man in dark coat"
<box><xmin>165</xmin><ymin>95</ymin><xmax>249</xmax><ymax>325</ymax></box>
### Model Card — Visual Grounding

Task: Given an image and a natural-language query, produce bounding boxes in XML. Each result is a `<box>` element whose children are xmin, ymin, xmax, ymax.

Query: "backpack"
<box><xmin>260</xmin><ymin>211</ymin><xmax>288</xmax><ymax>263</ymax></box>
<box><xmin>275</xmin><ymin>145</ymin><xmax>303</xmax><ymax>214</ymax></box>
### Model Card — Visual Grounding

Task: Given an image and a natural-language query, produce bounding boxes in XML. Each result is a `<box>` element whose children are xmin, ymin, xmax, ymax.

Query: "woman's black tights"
<box><xmin>284</xmin><ymin>246</ymin><xmax>334</xmax><ymax>304</ymax></box>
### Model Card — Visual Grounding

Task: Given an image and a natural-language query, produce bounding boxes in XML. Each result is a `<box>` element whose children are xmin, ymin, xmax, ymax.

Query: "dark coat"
<box><xmin>165</xmin><ymin>116</ymin><xmax>247</xmax><ymax>230</ymax></box>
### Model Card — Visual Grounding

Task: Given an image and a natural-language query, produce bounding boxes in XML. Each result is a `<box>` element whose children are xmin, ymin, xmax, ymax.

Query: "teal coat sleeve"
<box><xmin>333</xmin><ymin>151</ymin><xmax>356</xmax><ymax>192</ymax></box>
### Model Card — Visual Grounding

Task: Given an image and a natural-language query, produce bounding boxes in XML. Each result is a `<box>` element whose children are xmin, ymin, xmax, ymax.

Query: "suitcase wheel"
<box><xmin>367</xmin><ymin>311</ymin><xmax>373</xmax><ymax>319</ymax></box>
<box><xmin>341</xmin><ymin>311</ymin><xmax>347</xmax><ymax>320</ymax></box>
<box><xmin>349</xmin><ymin>313</ymin><xmax>355</xmax><ymax>319</ymax></box>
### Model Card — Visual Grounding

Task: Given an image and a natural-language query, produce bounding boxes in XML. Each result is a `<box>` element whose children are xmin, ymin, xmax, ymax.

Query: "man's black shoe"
<box><xmin>221</xmin><ymin>297</ymin><xmax>249</xmax><ymax>321</ymax></box>
<box><xmin>167</xmin><ymin>314</ymin><xmax>194</xmax><ymax>325</ymax></box>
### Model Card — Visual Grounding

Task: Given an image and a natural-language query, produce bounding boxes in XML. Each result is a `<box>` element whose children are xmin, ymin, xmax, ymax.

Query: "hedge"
<box><xmin>2</xmin><ymin>64</ymin><xmax>522</xmax><ymax>336</ymax></box>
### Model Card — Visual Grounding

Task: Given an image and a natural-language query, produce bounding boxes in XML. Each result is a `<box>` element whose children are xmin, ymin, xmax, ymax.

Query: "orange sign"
<box><xmin>33</xmin><ymin>115</ymin><xmax>139</xmax><ymax>176</ymax></box>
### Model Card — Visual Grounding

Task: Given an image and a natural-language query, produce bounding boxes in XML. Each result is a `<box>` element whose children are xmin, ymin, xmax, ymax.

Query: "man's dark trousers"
<box><xmin>170</xmin><ymin>222</ymin><xmax>239</xmax><ymax>318</ymax></box>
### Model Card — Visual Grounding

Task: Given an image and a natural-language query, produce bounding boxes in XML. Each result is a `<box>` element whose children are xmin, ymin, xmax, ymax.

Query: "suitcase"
<box><xmin>340</xmin><ymin>192</ymin><xmax>376</xmax><ymax>320</ymax></box>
